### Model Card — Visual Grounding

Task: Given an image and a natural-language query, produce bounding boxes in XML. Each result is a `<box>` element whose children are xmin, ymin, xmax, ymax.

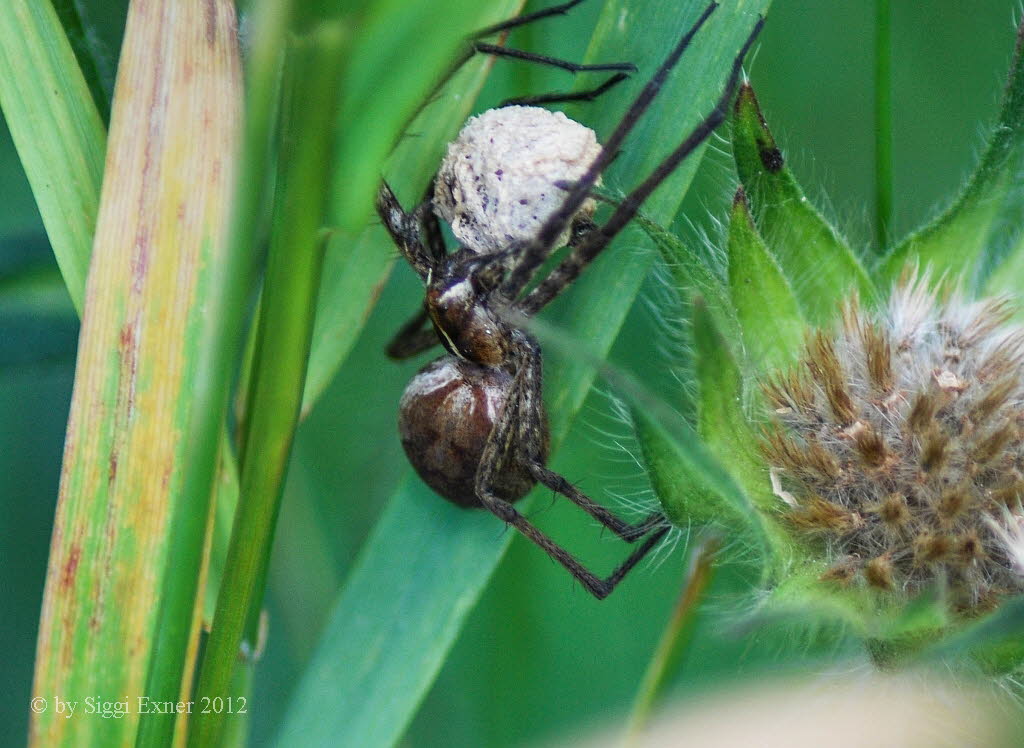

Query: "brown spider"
<box><xmin>377</xmin><ymin>1</ymin><xmax>763</xmax><ymax>598</ymax></box>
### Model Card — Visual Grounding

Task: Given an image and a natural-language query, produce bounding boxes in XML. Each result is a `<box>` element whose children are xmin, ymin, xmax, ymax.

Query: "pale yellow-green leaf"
<box><xmin>29</xmin><ymin>2</ymin><xmax>241</xmax><ymax>744</ymax></box>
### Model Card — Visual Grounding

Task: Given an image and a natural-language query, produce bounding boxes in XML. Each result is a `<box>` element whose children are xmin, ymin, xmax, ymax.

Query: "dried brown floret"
<box><xmin>788</xmin><ymin>496</ymin><xmax>861</xmax><ymax>533</ymax></box>
<box><xmin>763</xmin><ymin>370</ymin><xmax>816</xmax><ymax>414</ymax></box>
<box><xmin>820</xmin><ymin>558</ymin><xmax>859</xmax><ymax>585</ymax></box>
<box><xmin>906</xmin><ymin>392</ymin><xmax>938</xmax><ymax>435</ymax></box>
<box><xmin>873</xmin><ymin>494</ymin><xmax>911</xmax><ymax>528</ymax></box>
<box><xmin>861</xmin><ymin>322</ymin><xmax>894</xmax><ymax>392</ymax></box>
<box><xmin>971</xmin><ymin>423</ymin><xmax>1016</xmax><ymax>466</ymax></box>
<box><xmin>805</xmin><ymin>331</ymin><xmax>856</xmax><ymax>424</ymax></box>
<box><xmin>864</xmin><ymin>555</ymin><xmax>895</xmax><ymax>590</ymax></box>
<box><xmin>990</xmin><ymin>477</ymin><xmax>1024</xmax><ymax>507</ymax></box>
<box><xmin>956</xmin><ymin>531</ymin><xmax>985</xmax><ymax>564</ymax></box>
<box><xmin>919</xmin><ymin>427</ymin><xmax>950</xmax><ymax>474</ymax></box>
<box><xmin>762</xmin><ymin>431</ymin><xmax>840</xmax><ymax>483</ymax></box>
<box><xmin>914</xmin><ymin>533</ymin><xmax>952</xmax><ymax>565</ymax></box>
<box><xmin>969</xmin><ymin>378</ymin><xmax>1016</xmax><ymax>426</ymax></box>
<box><xmin>852</xmin><ymin>423</ymin><xmax>889</xmax><ymax>468</ymax></box>
<box><xmin>935</xmin><ymin>486</ymin><xmax>972</xmax><ymax>524</ymax></box>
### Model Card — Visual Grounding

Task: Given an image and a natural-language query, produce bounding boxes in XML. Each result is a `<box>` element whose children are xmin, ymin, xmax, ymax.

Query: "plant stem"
<box><xmin>874</xmin><ymin>0</ymin><xmax>893</xmax><ymax>250</ymax></box>
<box><xmin>626</xmin><ymin>536</ymin><xmax>720</xmax><ymax>740</ymax></box>
<box><xmin>188</xmin><ymin>21</ymin><xmax>347</xmax><ymax>748</ymax></box>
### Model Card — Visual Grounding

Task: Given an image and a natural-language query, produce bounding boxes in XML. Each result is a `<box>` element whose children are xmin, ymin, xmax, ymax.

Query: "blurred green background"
<box><xmin>1</xmin><ymin>0</ymin><xmax>1019</xmax><ymax>745</ymax></box>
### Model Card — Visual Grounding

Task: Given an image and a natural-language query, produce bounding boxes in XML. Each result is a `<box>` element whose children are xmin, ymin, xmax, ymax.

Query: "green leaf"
<box><xmin>51</xmin><ymin>0</ymin><xmax>111</xmax><ymax>123</ymax></box>
<box><xmin>863</xmin><ymin>587</ymin><xmax>952</xmax><ymax>668</ymax></box>
<box><xmin>632</xmin><ymin>407</ymin><xmax>756</xmax><ymax>540</ymax></box>
<box><xmin>0</xmin><ymin>0</ymin><xmax>106</xmax><ymax>315</ymax></box>
<box><xmin>727</xmin><ymin>187</ymin><xmax>805</xmax><ymax>373</ymax></box>
<box><xmin>277</xmin><ymin>3</ymin><xmax>770</xmax><ymax>745</ymax></box>
<box><xmin>750</xmin><ymin>563</ymin><xmax>872</xmax><ymax>640</ymax></box>
<box><xmin>881</xmin><ymin>16</ymin><xmax>1024</xmax><ymax>284</ymax></box>
<box><xmin>189</xmin><ymin>23</ymin><xmax>347</xmax><ymax>748</ymax></box>
<box><xmin>691</xmin><ymin>297</ymin><xmax>773</xmax><ymax>513</ymax></box>
<box><xmin>629</xmin><ymin>208</ymin><xmax>740</xmax><ymax>345</ymax></box>
<box><xmin>732</xmin><ymin>83</ymin><xmax>875</xmax><ymax>321</ymax></box>
<box><xmin>929</xmin><ymin>596</ymin><xmax>1024</xmax><ymax>675</ymax></box>
<box><xmin>634</xmin><ymin>297</ymin><xmax>782</xmax><ymax>569</ymax></box>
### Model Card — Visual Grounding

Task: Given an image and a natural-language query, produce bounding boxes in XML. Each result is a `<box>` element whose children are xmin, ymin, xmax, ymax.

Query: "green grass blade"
<box><xmin>928</xmin><ymin>596</ymin><xmax>1024</xmax><ymax>674</ymax></box>
<box><xmin>732</xmin><ymin>83</ymin><xmax>875</xmax><ymax>320</ymax></box>
<box><xmin>51</xmin><ymin>0</ymin><xmax>110</xmax><ymax>122</ymax></box>
<box><xmin>301</xmin><ymin>0</ymin><xmax>525</xmax><ymax>416</ymax></box>
<box><xmin>880</xmin><ymin>16</ymin><xmax>1024</xmax><ymax>283</ymax></box>
<box><xmin>627</xmin><ymin>538</ymin><xmax>720</xmax><ymax>736</ymax></box>
<box><xmin>189</xmin><ymin>23</ymin><xmax>347</xmax><ymax>748</ymax></box>
<box><xmin>277</xmin><ymin>4</ymin><xmax>769</xmax><ymax>746</ymax></box>
<box><xmin>0</xmin><ymin>0</ymin><xmax>106</xmax><ymax>315</ymax></box>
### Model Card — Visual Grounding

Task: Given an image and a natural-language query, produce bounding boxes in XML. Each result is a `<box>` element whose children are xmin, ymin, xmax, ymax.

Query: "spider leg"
<box><xmin>386</xmin><ymin>305</ymin><xmax>439</xmax><ymax>360</ymax></box>
<box><xmin>517</xmin><ymin>15</ymin><xmax>765</xmax><ymax>316</ymax></box>
<box><xmin>473</xmin><ymin>0</ymin><xmax>588</xmax><ymax>38</ymax></box>
<box><xmin>500</xmin><ymin>72</ymin><xmax>630</xmax><ymax>108</ymax></box>
<box><xmin>472</xmin><ymin>43</ymin><xmax>636</xmax><ymax>75</ymax></box>
<box><xmin>419</xmin><ymin>176</ymin><xmax>447</xmax><ymax>261</ymax></box>
<box><xmin>499</xmin><ymin>1</ymin><xmax>721</xmax><ymax>302</ymax></box>
<box><xmin>511</xmin><ymin>332</ymin><xmax>665</xmax><ymax>542</ymax></box>
<box><xmin>473</xmin><ymin>334</ymin><xmax>668</xmax><ymax>599</ymax></box>
<box><xmin>418</xmin><ymin>0</ymin><xmax>629</xmax><ymax>146</ymax></box>
<box><xmin>376</xmin><ymin>181</ymin><xmax>442</xmax><ymax>280</ymax></box>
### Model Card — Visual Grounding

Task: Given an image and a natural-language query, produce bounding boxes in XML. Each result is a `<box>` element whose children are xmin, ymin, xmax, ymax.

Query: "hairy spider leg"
<box><xmin>472</xmin><ymin>331</ymin><xmax>669</xmax><ymax>598</ymax></box>
<box><xmin>385</xmin><ymin>305</ymin><xmax>439</xmax><ymax>360</ymax></box>
<box><xmin>500</xmin><ymin>72</ymin><xmax>630</xmax><ymax>109</ymax></box>
<box><xmin>471</xmin><ymin>42</ymin><xmax>635</xmax><ymax>75</ymax></box>
<box><xmin>520</xmin><ymin>16</ymin><xmax>765</xmax><ymax>316</ymax></box>
<box><xmin>376</xmin><ymin>181</ymin><xmax>438</xmax><ymax>280</ymax></box>
<box><xmin>438</xmin><ymin>0</ymin><xmax>637</xmax><ymax>114</ymax></box>
<box><xmin>377</xmin><ymin>181</ymin><xmax>450</xmax><ymax>359</ymax></box>
<box><xmin>472</xmin><ymin>0</ymin><xmax>589</xmax><ymax>38</ymax></box>
<box><xmin>419</xmin><ymin>176</ymin><xmax>448</xmax><ymax>261</ymax></box>
<box><xmin>511</xmin><ymin>331</ymin><xmax>665</xmax><ymax>541</ymax></box>
<box><xmin>499</xmin><ymin>1</ymin><xmax>720</xmax><ymax>301</ymax></box>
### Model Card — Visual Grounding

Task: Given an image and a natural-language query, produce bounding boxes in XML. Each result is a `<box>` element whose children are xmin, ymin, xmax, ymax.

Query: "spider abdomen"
<box><xmin>398</xmin><ymin>356</ymin><xmax>548</xmax><ymax>508</ymax></box>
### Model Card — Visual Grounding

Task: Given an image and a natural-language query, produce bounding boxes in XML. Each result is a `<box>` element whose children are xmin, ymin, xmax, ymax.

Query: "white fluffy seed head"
<box><xmin>763</xmin><ymin>276</ymin><xmax>1024</xmax><ymax>612</ymax></box>
<box><xmin>433</xmin><ymin>106</ymin><xmax>602</xmax><ymax>253</ymax></box>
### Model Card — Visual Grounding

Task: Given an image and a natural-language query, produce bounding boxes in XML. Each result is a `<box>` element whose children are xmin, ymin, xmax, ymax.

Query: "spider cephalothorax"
<box><xmin>379</xmin><ymin>1</ymin><xmax>763</xmax><ymax>598</ymax></box>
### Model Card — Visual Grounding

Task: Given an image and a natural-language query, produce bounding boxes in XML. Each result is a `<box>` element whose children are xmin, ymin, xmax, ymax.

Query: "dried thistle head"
<box><xmin>763</xmin><ymin>277</ymin><xmax>1024</xmax><ymax>612</ymax></box>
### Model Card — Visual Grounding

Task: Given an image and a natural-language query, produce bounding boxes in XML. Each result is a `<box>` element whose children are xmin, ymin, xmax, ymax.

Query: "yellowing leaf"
<box><xmin>30</xmin><ymin>2</ymin><xmax>241</xmax><ymax>744</ymax></box>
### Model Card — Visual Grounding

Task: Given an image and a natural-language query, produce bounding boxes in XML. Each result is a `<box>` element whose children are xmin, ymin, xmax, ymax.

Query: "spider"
<box><xmin>377</xmin><ymin>1</ymin><xmax>763</xmax><ymax>599</ymax></box>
